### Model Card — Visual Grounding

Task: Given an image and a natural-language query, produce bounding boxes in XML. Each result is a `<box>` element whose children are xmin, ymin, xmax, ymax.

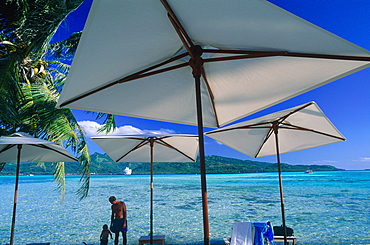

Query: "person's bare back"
<box><xmin>112</xmin><ymin>201</ymin><xmax>126</xmax><ymax>220</ymax></box>
<box><xmin>109</xmin><ymin>196</ymin><xmax>128</xmax><ymax>245</ymax></box>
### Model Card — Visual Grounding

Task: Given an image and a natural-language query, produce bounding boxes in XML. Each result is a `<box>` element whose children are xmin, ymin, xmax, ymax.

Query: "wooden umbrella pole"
<box><xmin>149</xmin><ymin>138</ymin><xmax>154</xmax><ymax>245</ymax></box>
<box><xmin>191</xmin><ymin>45</ymin><xmax>210</xmax><ymax>245</ymax></box>
<box><xmin>273</xmin><ymin>123</ymin><xmax>288</xmax><ymax>245</ymax></box>
<box><xmin>196</xmin><ymin>75</ymin><xmax>210</xmax><ymax>245</ymax></box>
<box><xmin>10</xmin><ymin>144</ymin><xmax>22</xmax><ymax>245</ymax></box>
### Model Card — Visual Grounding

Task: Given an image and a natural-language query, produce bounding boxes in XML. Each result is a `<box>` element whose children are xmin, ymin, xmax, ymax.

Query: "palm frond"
<box><xmin>0</xmin><ymin>0</ymin><xmax>109</xmax><ymax>201</ymax></box>
<box><xmin>75</xmin><ymin>145</ymin><xmax>91</xmax><ymax>200</ymax></box>
<box><xmin>48</xmin><ymin>31</ymin><xmax>82</xmax><ymax>60</ymax></box>
<box><xmin>54</xmin><ymin>162</ymin><xmax>66</xmax><ymax>202</ymax></box>
<box><xmin>96</xmin><ymin>114</ymin><xmax>117</xmax><ymax>134</ymax></box>
<box><xmin>0</xmin><ymin>162</ymin><xmax>6</xmax><ymax>172</ymax></box>
<box><xmin>29</xmin><ymin>83</ymin><xmax>92</xmax><ymax>199</ymax></box>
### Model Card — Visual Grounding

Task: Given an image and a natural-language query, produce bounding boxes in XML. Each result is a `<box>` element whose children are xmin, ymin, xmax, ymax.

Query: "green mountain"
<box><xmin>0</xmin><ymin>152</ymin><xmax>342</xmax><ymax>175</ymax></box>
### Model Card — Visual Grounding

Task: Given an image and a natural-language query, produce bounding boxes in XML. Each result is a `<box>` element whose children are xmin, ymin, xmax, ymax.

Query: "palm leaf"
<box><xmin>54</xmin><ymin>162</ymin><xmax>66</xmax><ymax>202</ymax></box>
<box><xmin>1</xmin><ymin>0</ymin><xmax>117</xmax><ymax>200</ymax></box>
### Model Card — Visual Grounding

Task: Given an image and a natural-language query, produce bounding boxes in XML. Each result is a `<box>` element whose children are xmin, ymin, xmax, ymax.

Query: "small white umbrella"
<box><xmin>0</xmin><ymin>132</ymin><xmax>78</xmax><ymax>245</ymax></box>
<box><xmin>91</xmin><ymin>134</ymin><xmax>199</xmax><ymax>245</ymax></box>
<box><xmin>206</xmin><ymin>102</ymin><xmax>345</xmax><ymax>244</ymax></box>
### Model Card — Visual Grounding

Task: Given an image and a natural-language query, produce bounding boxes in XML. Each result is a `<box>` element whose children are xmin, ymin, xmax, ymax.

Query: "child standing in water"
<box><xmin>100</xmin><ymin>224</ymin><xmax>113</xmax><ymax>245</ymax></box>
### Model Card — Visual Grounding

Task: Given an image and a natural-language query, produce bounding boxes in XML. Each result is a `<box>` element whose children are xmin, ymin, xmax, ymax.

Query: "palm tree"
<box><xmin>0</xmin><ymin>0</ymin><xmax>115</xmax><ymax>199</ymax></box>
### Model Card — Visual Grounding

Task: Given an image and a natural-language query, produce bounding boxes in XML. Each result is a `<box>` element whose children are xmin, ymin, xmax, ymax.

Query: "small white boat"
<box><xmin>123</xmin><ymin>167</ymin><xmax>132</xmax><ymax>175</ymax></box>
<box><xmin>305</xmin><ymin>170</ymin><xmax>313</xmax><ymax>174</ymax></box>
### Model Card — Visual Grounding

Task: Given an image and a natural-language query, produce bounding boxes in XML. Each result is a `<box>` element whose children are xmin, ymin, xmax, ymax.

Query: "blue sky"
<box><xmin>55</xmin><ymin>0</ymin><xmax>370</xmax><ymax>170</ymax></box>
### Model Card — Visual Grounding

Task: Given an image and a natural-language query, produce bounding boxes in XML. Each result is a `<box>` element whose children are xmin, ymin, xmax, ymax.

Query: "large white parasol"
<box><xmin>57</xmin><ymin>1</ymin><xmax>370</xmax><ymax>243</ymax></box>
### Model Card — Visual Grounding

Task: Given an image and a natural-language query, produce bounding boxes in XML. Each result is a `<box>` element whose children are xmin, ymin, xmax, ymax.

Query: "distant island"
<box><xmin>0</xmin><ymin>152</ymin><xmax>343</xmax><ymax>175</ymax></box>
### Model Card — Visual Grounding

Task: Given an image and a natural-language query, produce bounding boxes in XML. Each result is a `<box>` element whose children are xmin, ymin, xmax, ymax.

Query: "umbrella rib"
<box><xmin>203</xmin><ymin>52</ymin><xmax>288</xmax><ymax>63</ymax></box>
<box><xmin>206</xmin><ymin>122</ymin><xmax>274</xmax><ymax>158</ymax></box>
<box><xmin>0</xmin><ymin>162</ymin><xmax>5</xmax><ymax>171</ymax></box>
<box><xmin>59</xmin><ymin>45</ymin><xmax>370</xmax><ymax>109</ymax></box>
<box><xmin>200</xmin><ymin>67</ymin><xmax>220</xmax><ymax>127</ymax></box>
<box><xmin>206</xmin><ymin>122</ymin><xmax>271</xmax><ymax>135</ymax></box>
<box><xmin>203</xmin><ymin>49</ymin><xmax>285</xmax><ymax>55</ymax></box>
<box><xmin>0</xmin><ymin>143</ymin><xmax>77</xmax><ymax>162</ymax></box>
<box><xmin>167</xmin><ymin>13</ymin><xmax>194</xmax><ymax>57</ymax></box>
<box><xmin>0</xmin><ymin>144</ymin><xmax>16</xmax><ymax>154</ymax></box>
<box><xmin>161</xmin><ymin>0</ymin><xmax>195</xmax><ymax>55</ymax></box>
<box><xmin>117</xmin><ymin>52</ymin><xmax>190</xmax><ymax>83</ymax></box>
<box><xmin>285</xmin><ymin>52</ymin><xmax>370</xmax><ymax>61</ymax></box>
<box><xmin>156</xmin><ymin>138</ymin><xmax>197</xmax><ymax>161</ymax></box>
<box><xmin>276</xmin><ymin>102</ymin><xmax>313</xmax><ymax>124</ymax></box>
<box><xmin>274</xmin><ymin>102</ymin><xmax>345</xmax><ymax>140</ymax></box>
<box><xmin>114</xmin><ymin>137</ymin><xmax>197</xmax><ymax>162</ymax></box>
<box><xmin>254</xmin><ymin>125</ymin><xmax>275</xmax><ymax>158</ymax></box>
<box><xmin>59</xmin><ymin>53</ymin><xmax>189</xmax><ymax>108</ymax></box>
<box><xmin>121</xmin><ymin>62</ymin><xmax>190</xmax><ymax>83</ymax></box>
<box><xmin>203</xmin><ymin>49</ymin><xmax>370</xmax><ymax>62</ymax></box>
<box><xmin>116</xmin><ymin>139</ymin><xmax>149</xmax><ymax>162</ymax></box>
<box><xmin>31</xmin><ymin>144</ymin><xmax>78</xmax><ymax>161</ymax></box>
<box><xmin>59</xmin><ymin>46</ymin><xmax>370</xmax><ymax>108</ymax></box>
<box><xmin>279</xmin><ymin>123</ymin><xmax>346</xmax><ymax>141</ymax></box>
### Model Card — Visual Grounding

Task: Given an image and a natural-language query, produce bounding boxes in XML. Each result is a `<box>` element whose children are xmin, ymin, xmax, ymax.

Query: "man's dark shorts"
<box><xmin>110</xmin><ymin>218</ymin><xmax>128</xmax><ymax>233</ymax></box>
<box><xmin>100</xmin><ymin>238</ymin><xmax>108</xmax><ymax>245</ymax></box>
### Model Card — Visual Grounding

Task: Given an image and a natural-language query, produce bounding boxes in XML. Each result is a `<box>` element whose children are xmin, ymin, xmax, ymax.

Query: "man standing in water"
<box><xmin>109</xmin><ymin>196</ymin><xmax>127</xmax><ymax>245</ymax></box>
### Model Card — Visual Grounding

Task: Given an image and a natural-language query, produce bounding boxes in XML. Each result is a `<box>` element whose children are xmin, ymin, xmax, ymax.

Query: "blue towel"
<box><xmin>263</xmin><ymin>222</ymin><xmax>274</xmax><ymax>242</ymax></box>
<box><xmin>253</xmin><ymin>222</ymin><xmax>267</xmax><ymax>245</ymax></box>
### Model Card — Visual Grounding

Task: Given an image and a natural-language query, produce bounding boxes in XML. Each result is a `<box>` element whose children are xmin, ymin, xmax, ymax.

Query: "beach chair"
<box><xmin>138</xmin><ymin>235</ymin><xmax>165</xmax><ymax>245</ymax></box>
<box><xmin>273</xmin><ymin>226</ymin><xmax>297</xmax><ymax>245</ymax></box>
<box><xmin>224</xmin><ymin>221</ymin><xmax>253</xmax><ymax>245</ymax></box>
<box><xmin>26</xmin><ymin>243</ymin><xmax>50</xmax><ymax>245</ymax></box>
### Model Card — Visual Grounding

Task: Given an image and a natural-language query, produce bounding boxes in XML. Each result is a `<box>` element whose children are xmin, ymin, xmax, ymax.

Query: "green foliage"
<box><xmin>0</xmin><ymin>153</ymin><xmax>343</xmax><ymax>175</ymax></box>
<box><xmin>0</xmin><ymin>0</ymin><xmax>116</xmax><ymax>200</ymax></box>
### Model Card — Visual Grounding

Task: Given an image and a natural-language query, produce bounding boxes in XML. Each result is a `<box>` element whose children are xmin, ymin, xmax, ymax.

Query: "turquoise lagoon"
<box><xmin>1</xmin><ymin>171</ymin><xmax>369</xmax><ymax>245</ymax></box>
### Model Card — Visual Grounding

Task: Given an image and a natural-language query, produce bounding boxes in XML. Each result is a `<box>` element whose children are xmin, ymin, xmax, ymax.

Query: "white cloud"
<box><xmin>112</xmin><ymin>125</ymin><xmax>143</xmax><ymax>135</ymax></box>
<box><xmin>78</xmin><ymin>121</ymin><xmax>175</xmax><ymax>137</ymax></box>
<box><xmin>312</xmin><ymin>160</ymin><xmax>337</xmax><ymax>164</ymax></box>
<box><xmin>354</xmin><ymin>157</ymin><xmax>370</xmax><ymax>162</ymax></box>
<box><xmin>145</xmin><ymin>128</ymin><xmax>176</xmax><ymax>135</ymax></box>
<box><xmin>78</xmin><ymin>121</ymin><xmax>103</xmax><ymax>136</ymax></box>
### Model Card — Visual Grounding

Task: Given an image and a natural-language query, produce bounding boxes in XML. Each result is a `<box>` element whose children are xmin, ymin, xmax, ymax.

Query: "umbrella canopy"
<box><xmin>206</xmin><ymin>101</ymin><xmax>345</xmax><ymax>244</ymax></box>
<box><xmin>91</xmin><ymin>134</ymin><xmax>199</xmax><ymax>163</ymax></box>
<box><xmin>0</xmin><ymin>133</ymin><xmax>79</xmax><ymax>162</ymax></box>
<box><xmin>91</xmin><ymin>134</ymin><xmax>198</xmax><ymax>245</ymax></box>
<box><xmin>57</xmin><ymin>1</ymin><xmax>369</xmax><ymax>243</ymax></box>
<box><xmin>57</xmin><ymin>0</ymin><xmax>370</xmax><ymax>127</ymax></box>
<box><xmin>0</xmin><ymin>132</ymin><xmax>78</xmax><ymax>245</ymax></box>
<box><xmin>205</xmin><ymin>102</ymin><xmax>346</xmax><ymax>157</ymax></box>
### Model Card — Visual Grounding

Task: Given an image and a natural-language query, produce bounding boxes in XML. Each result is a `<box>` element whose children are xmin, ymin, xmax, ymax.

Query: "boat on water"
<box><xmin>123</xmin><ymin>167</ymin><xmax>132</xmax><ymax>175</ymax></box>
<box><xmin>305</xmin><ymin>170</ymin><xmax>313</xmax><ymax>174</ymax></box>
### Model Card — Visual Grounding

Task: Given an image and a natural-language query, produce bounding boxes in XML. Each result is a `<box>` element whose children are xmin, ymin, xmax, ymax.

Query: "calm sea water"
<box><xmin>0</xmin><ymin>171</ymin><xmax>369</xmax><ymax>245</ymax></box>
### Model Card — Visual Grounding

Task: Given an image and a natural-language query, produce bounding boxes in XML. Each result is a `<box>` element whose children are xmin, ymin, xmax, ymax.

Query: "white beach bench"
<box><xmin>273</xmin><ymin>235</ymin><xmax>297</xmax><ymax>245</ymax></box>
<box><xmin>26</xmin><ymin>243</ymin><xmax>50</xmax><ymax>245</ymax></box>
<box><xmin>138</xmin><ymin>235</ymin><xmax>165</xmax><ymax>245</ymax></box>
<box><xmin>224</xmin><ymin>235</ymin><xmax>297</xmax><ymax>245</ymax></box>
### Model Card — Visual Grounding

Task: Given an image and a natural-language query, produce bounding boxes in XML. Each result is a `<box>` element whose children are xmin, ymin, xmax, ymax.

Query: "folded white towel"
<box><xmin>230</xmin><ymin>221</ymin><xmax>253</xmax><ymax>245</ymax></box>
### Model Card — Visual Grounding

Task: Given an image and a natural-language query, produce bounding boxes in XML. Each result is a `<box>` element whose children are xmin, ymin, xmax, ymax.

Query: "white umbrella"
<box><xmin>206</xmin><ymin>101</ymin><xmax>345</xmax><ymax>244</ymax></box>
<box><xmin>57</xmin><ymin>1</ymin><xmax>370</xmax><ymax>243</ymax></box>
<box><xmin>91</xmin><ymin>134</ymin><xmax>198</xmax><ymax>245</ymax></box>
<box><xmin>0</xmin><ymin>132</ymin><xmax>78</xmax><ymax>245</ymax></box>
